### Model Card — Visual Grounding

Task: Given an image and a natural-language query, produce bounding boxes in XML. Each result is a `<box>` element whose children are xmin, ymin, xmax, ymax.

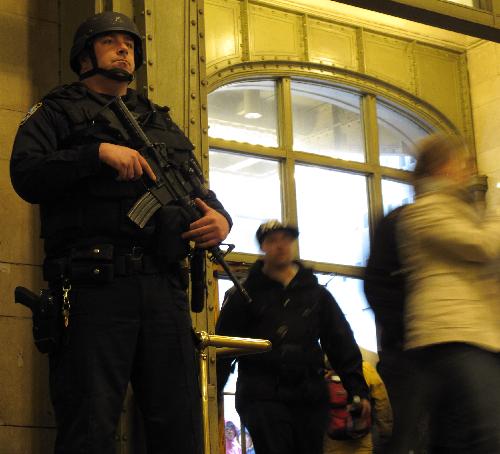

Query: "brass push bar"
<box><xmin>195</xmin><ymin>331</ymin><xmax>272</xmax><ymax>454</ymax></box>
<box><xmin>197</xmin><ymin>332</ymin><xmax>272</xmax><ymax>354</ymax></box>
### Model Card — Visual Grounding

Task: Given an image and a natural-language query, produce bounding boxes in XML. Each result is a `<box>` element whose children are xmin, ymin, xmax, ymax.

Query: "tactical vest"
<box><xmin>40</xmin><ymin>83</ymin><xmax>194</xmax><ymax>256</ymax></box>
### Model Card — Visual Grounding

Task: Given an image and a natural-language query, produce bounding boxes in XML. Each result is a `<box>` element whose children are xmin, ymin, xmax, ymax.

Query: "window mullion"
<box><xmin>278</xmin><ymin>77</ymin><xmax>299</xmax><ymax>229</ymax></box>
<box><xmin>363</xmin><ymin>94</ymin><xmax>384</xmax><ymax>237</ymax></box>
<box><xmin>208</xmin><ymin>137</ymin><xmax>285</xmax><ymax>159</ymax></box>
<box><xmin>363</xmin><ymin>94</ymin><xmax>379</xmax><ymax>166</ymax></box>
<box><xmin>278</xmin><ymin>77</ymin><xmax>294</xmax><ymax>151</ymax></box>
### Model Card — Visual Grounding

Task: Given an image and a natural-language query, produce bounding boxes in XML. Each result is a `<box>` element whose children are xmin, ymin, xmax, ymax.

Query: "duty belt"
<box><xmin>43</xmin><ymin>244</ymin><xmax>167</xmax><ymax>283</ymax></box>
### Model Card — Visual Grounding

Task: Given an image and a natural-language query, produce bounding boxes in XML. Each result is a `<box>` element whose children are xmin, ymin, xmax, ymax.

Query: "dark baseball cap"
<box><xmin>256</xmin><ymin>220</ymin><xmax>299</xmax><ymax>245</ymax></box>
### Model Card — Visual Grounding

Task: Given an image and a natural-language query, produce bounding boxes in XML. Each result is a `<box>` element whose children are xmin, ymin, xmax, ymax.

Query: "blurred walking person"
<box><xmin>397</xmin><ymin>133</ymin><xmax>500</xmax><ymax>453</ymax></box>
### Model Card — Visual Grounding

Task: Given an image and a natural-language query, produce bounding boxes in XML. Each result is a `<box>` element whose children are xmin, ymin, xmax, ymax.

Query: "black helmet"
<box><xmin>256</xmin><ymin>220</ymin><xmax>299</xmax><ymax>246</ymax></box>
<box><xmin>70</xmin><ymin>11</ymin><xmax>143</xmax><ymax>81</ymax></box>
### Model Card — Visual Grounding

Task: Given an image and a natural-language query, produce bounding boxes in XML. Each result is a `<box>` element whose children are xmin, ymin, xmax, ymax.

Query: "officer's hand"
<box><xmin>98</xmin><ymin>143</ymin><xmax>157</xmax><ymax>182</ymax></box>
<box><xmin>181</xmin><ymin>198</ymin><xmax>230</xmax><ymax>248</ymax></box>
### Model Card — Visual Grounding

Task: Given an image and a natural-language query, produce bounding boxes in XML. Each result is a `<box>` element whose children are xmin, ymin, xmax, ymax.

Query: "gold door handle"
<box><xmin>195</xmin><ymin>331</ymin><xmax>272</xmax><ymax>454</ymax></box>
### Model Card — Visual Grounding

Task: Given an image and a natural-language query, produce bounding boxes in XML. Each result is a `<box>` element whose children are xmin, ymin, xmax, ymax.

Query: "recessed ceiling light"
<box><xmin>244</xmin><ymin>112</ymin><xmax>262</xmax><ymax>119</ymax></box>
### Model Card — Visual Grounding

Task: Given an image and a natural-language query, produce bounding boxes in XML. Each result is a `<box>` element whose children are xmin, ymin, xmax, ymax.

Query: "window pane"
<box><xmin>447</xmin><ymin>0</ymin><xmax>474</xmax><ymax>5</ymax></box>
<box><xmin>209</xmin><ymin>149</ymin><xmax>282</xmax><ymax>254</ymax></box>
<box><xmin>317</xmin><ymin>274</ymin><xmax>377</xmax><ymax>353</ymax></box>
<box><xmin>219</xmin><ymin>281</ymin><xmax>238</xmax><ymax>393</ymax></box>
<box><xmin>447</xmin><ymin>0</ymin><xmax>492</xmax><ymax>11</ymax></box>
<box><xmin>223</xmin><ymin>397</ymin><xmax>243</xmax><ymax>452</ymax></box>
<box><xmin>377</xmin><ymin>101</ymin><xmax>431</xmax><ymax>171</ymax></box>
<box><xmin>382</xmin><ymin>179</ymin><xmax>414</xmax><ymax>215</ymax></box>
<box><xmin>295</xmin><ymin>165</ymin><xmax>370</xmax><ymax>266</ymax></box>
<box><xmin>217</xmin><ymin>278</ymin><xmax>234</xmax><ymax>310</ymax></box>
<box><xmin>208</xmin><ymin>80</ymin><xmax>278</xmax><ymax>147</ymax></box>
<box><xmin>291</xmin><ymin>81</ymin><xmax>365</xmax><ymax>162</ymax></box>
<box><xmin>222</xmin><ymin>363</ymin><xmax>238</xmax><ymax>394</ymax></box>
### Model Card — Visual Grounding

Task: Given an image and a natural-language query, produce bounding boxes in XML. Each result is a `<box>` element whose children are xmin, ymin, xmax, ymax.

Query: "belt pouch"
<box><xmin>69</xmin><ymin>244</ymin><xmax>114</xmax><ymax>283</ymax></box>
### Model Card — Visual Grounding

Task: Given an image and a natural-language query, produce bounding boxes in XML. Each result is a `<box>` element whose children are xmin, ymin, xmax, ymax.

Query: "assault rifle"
<box><xmin>109</xmin><ymin>96</ymin><xmax>251</xmax><ymax>305</ymax></box>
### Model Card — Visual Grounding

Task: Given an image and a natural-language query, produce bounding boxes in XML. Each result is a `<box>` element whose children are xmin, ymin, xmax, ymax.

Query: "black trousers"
<box><xmin>377</xmin><ymin>349</ymin><xmax>429</xmax><ymax>454</ymax></box>
<box><xmin>49</xmin><ymin>273</ymin><xmax>202</xmax><ymax>454</ymax></box>
<box><xmin>409</xmin><ymin>343</ymin><xmax>500</xmax><ymax>454</ymax></box>
<box><xmin>237</xmin><ymin>399</ymin><xmax>328</xmax><ymax>454</ymax></box>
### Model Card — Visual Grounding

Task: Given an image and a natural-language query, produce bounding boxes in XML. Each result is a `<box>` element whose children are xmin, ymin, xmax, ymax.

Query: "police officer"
<box><xmin>216</xmin><ymin>220</ymin><xmax>369</xmax><ymax>454</ymax></box>
<box><xmin>10</xmin><ymin>11</ymin><xmax>231</xmax><ymax>454</ymax></box>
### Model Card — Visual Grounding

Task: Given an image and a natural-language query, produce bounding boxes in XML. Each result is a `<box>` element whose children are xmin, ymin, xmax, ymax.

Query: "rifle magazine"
<box><xmin>128</xmin><ymin>191</ymin><xmax>162</xmax><ymax>228</ymax></box>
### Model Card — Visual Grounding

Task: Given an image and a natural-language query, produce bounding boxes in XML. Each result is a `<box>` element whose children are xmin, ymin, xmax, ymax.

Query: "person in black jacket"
<box><xmin>364</xmin><ymin>205</ymin><xmax>428</xmax><ymax>454</ymax></box>
<box><xmin>216</xmin><ymin>220</ymin><xmax>369</xmax><ymax>454</ymax></box>
<box><xmin>10</xmin><ymin>12</ymin><xmax>231</xmax><ymax>454</ymax></box>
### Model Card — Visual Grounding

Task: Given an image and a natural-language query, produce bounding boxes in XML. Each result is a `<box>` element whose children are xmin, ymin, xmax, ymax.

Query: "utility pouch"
<box><xmin>14</xmin><ymin>287</ymin><xmax>60</xmax><ymax>354</ymax></box>
<box><xmin>70</xmin><ymin>262</ymin><xmax>114</xmax><ymax>283</ymax></box>
<box><xmin>69</xmin><ymin>244</ymin><xmax>114</xmax><ymax>283</ymax></box>
<box><xmin>70</xmin><ymin>243</ymin><xmax>114</xmax><ymax>261</ymax></box>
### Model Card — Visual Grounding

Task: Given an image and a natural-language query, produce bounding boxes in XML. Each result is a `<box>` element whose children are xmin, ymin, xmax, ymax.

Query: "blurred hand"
<box><xmin>181</xmin><ymin>198</ymin><xmax>230</xmax><ymax>248</ymax></box>
<box><xmin>99</xmin><ymin>142</ymin><xmax>156</xmax><ymax>181</ymax></box>
<box><xmin>349</xmin><ymin>398</ymin><xmax>371</xmax><ymax>419</ymax></box>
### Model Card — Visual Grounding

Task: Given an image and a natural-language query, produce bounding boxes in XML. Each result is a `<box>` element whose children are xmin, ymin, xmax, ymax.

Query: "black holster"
<box><xmin>34</xmin><ymin>289</ymin><xmax>61</xmax><ymax>353</ymax></box>
<box><xmin>14</xmin><ymin>286</ymin><xmax>60</xmax><ymax>354</ymax></box>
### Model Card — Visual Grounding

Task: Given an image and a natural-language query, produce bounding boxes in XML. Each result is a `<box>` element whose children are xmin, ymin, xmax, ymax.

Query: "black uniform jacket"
<box><xmin>364</xmin><ymin>205</ymin><xmax>407</xmax><ymax>352</ymax></box>
<box><xmin>216</xmin><ymin>260</ymin><xmax>369</xmax><ymax>405</ymax></box>
<box><xmin>10</xmin><ymin>82</ymin><xmax>231</xmax><ymax>257</ymax></box>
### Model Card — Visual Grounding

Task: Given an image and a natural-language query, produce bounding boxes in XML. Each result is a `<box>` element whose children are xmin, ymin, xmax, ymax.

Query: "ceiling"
<box><xmin>258</xmin><ymin>0</ymin><xmax>482</xmax><ymax>49</ymax></box>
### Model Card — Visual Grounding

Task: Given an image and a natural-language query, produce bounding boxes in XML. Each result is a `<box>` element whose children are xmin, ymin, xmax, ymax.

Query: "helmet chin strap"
<box><xmin>79</xmin><ymin>67</ymin><xmax>134</xmax><ymax>83</ymax></box>
<box><xmin>79</xmin><ymin>46</ymin><xmax>134</xmax><ymax>83</ymax></box>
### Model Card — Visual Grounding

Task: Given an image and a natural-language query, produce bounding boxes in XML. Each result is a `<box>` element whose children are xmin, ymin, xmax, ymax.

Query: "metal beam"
<box><xmin>331</xmin><ymin>0</ymin><xmax>500</xmax><ymax>42</ymax></box>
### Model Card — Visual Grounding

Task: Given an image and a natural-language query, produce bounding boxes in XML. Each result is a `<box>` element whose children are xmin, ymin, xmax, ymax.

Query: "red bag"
<box><xmin>326</xmin><ymin>374</ymin><xmax>371</xmax><ymax>440</ymax></box>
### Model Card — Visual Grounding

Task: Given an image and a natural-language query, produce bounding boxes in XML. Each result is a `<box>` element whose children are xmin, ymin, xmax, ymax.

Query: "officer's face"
<box><xmin>261</xmin><ymin>231</ymin><xmax>296</xmax><ymax>267</ymax></box>
<box><xmin>91</xmin><ymin>32</ymin><xmax>135</xmax><ymax>74</ymax></box>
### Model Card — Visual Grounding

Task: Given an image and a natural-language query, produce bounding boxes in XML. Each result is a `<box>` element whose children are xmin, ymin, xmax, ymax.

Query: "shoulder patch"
<box><xmin>20</xmin><ymin>102</ymin><xmax>43</xmax><ymax>126</ymax></box>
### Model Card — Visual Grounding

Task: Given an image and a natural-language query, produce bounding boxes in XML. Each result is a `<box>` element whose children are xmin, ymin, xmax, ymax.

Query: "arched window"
<box><xmin>209</xmin><ymin>77</ymin><xmax>431</xmax><ymax>262</ymax></box>
<box><xmin>208</xmin><ymin>76</ymin><xmax>436</xmax><ymax>434</ymax></box>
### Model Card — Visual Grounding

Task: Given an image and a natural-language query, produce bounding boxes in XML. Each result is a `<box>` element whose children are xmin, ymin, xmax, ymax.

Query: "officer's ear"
<box><xmin>78</xmin><ymin>50</ymin><xmax>92</xmax><ymax>74</ymax></box>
